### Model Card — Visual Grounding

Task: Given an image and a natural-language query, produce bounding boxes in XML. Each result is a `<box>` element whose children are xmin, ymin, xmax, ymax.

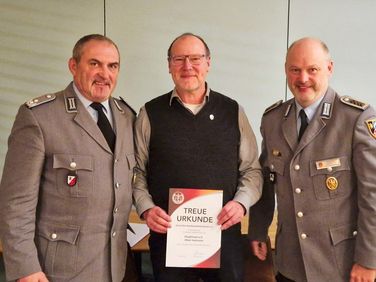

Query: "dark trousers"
<box><xmin>123</xmin><ymin>243</ymin><xmax>141</xmax><ymax>282</ymax></box>
<box><xmin>149</xmin><ymin>226</ymin><xmax>245</xmax><ymax>282</ymax></box>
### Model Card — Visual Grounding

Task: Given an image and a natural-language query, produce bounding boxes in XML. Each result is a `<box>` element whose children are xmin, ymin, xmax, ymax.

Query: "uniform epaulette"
<box><xmin>25</xmin><ymin>94</ymin><xmax>56</xmax><ymax>108</ymax></box>
<box><xmin>340</xmin><ymin>96</ymin><xmax>369</xmax><ymax>110</ymax></box>
<box><xmin>118</xmin><ymin>96</ymin><xmax>136</xmax><ymax>116</ymax></box>
<box><xmin>264</xmin><ymin>100</ymin><xmax>283</xmax><ymax>115</ymax></box>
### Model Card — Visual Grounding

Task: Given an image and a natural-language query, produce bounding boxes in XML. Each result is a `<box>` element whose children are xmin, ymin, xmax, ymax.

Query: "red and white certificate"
<box><xmin>166</xmin><ymin>188</ymin><xmax>223</xmax><ymax>268</ymax></box>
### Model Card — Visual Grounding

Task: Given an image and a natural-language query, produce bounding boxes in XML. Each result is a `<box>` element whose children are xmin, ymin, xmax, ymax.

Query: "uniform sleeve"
<box><xmin>0</xmin><ymin>105</ymin><xmax>44</xmax><ymax>280</ymax></box>
<box><xmin>132</xmin><ymin>106</ymin><xmax>156</xmax><ymax>217</ymax></box>
<box><xmin>233</xmin><ymin>106</ymin><xmax>263</xmax><ymax>211</ymax></box>
<box><xmin>248</xmin><ymin>118</ymin><xmax>276</xmax><ymax>242</ymax></box>
<box><xmin>353</xmin><ymin>107</ymin><xmax>376</xmax><ymax>269</ymax></box>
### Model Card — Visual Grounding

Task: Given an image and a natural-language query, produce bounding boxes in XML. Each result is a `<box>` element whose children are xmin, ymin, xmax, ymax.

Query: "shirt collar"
<box><xmin>73</xmin><ymin>82</ymin><xmax>110</xmax><ymax>113</ymax></box>
<box><xmin>169</xmin><ymin>83</ymin><xmax>210</xmax><ymax>106</ymax></box>
<box><xmin>295</xmin><ymin>95</ymin><xmax>325</xmax><ymax>122</ymax></box>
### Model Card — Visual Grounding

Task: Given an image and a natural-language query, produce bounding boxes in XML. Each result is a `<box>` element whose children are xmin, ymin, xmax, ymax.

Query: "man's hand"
<box><xmin>143</xmin><ymin>206</ymin><xmax>171</xmax><ymax>233</ymax></box>
<box><xmin>350</xmin><ymin>263</ymin><xmax>376</xmax><ymax>282</ymax></box>
<box><xmin>217</xmin><ymin>200</ymin><xmax>245</xmax><ymax>230</ymax></box>
<box><xmin>17</xmin><ymin>272</ymin><xmax>49</xmax><ymax>282</ymax></box>
<box><xmin>250</xmin><ymin>240</ymin><xmax>268</xmax><ymax>261</ymax></box>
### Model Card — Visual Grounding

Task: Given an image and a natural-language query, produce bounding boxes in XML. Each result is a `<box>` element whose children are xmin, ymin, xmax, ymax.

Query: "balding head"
<box><xmin>286</xmin><ymin>37</ymin><xmax>331</xmax><ymax>63</ymax></box>
<box><xmin>285</xmin><ymin>37</ymin><xmax>334</xmax><ymax>108</ymax></box>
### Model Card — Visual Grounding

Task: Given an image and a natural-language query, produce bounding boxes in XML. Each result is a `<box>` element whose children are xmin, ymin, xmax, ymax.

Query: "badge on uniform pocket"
<box><xmin>67</xmin><ymin>172</ymin><xmax>78</xmax><ymax>187</ymax></box>
<box><xmin>326</xmin><ymin>176</ymin><xmax>338</xmax><ymax>191</ymax></box>
<box><xmin>269</xmin><ymin>172</ymin><xmax>276</xmax><ymax>183</ymax></box>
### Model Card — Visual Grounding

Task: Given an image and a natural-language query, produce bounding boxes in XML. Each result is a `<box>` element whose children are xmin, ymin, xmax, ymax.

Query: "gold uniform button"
<box><xmin>51</xmin><ymin>233</ymin><xmax>57</xmax><ymax>239</ymax></box>
<box><xmin>297</xmin><ymin>212</ymin><xmax>304</xmax><ymax>218</ymax></box>
<box><xmin>294</xmin><ymin>164</ymin><xmax>300</xmax><ymax>170</ymax></box>
<box><xmin>301</xmin><ymin>233</ymin><xmax>307</xmax><ymax>239</ymax></box>
<box><xmin>70</xmin><ymin>162</ymin><xmax>77</xmax><ymax>169</ymax></box>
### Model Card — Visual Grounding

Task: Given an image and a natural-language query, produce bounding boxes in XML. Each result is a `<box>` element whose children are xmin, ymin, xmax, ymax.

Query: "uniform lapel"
<box><xmin>110</xmin><ymin>98</ymin><xmax>128</xmax><ymax>155</ymax></box>
<box><xmin>63</xmin><ymin>85</ymin><xmax>112</xmax><ymax>154</ymax></box>
<box><xmin>282</xmin><ymin>101</ymin><xmax>298</xmax><ymax>151</ymax></box>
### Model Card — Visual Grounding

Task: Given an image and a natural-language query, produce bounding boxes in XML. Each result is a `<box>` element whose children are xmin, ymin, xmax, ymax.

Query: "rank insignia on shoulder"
<box><xmin>264</xmin><ymin>100</ymin><xmax>283</xmax><ymax>115</ymax></box>
<box><xmin>340</xmin><ymin>96</ymin><xmax>369</xmax><ymax>110</ymax></box>
<box><xmin>25</xmin><ymin>94</ymin><xmax>56</xmax><ymax>108</ymax></box>
<box><xmin>365</xmin><ymin>118</ymin><xmax>376</xmax><ymax>139</ymax></box>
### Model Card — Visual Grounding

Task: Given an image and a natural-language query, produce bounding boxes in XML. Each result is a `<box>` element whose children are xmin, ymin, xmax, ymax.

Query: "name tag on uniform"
<box><xmin>315</xmin><ymin>158</ymin><xmax>341</xmax><ymax>170</ymax></box>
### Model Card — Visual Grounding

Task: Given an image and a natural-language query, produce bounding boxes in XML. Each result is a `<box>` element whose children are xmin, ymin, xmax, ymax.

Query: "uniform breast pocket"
<box><xmin>53</xmin><ymin>154</ymin><xmax>93</xmax><ymax>198</ymax></box>
<box><xmin>310</xmin><ymin>156</ymin><xmax>353</xmax><ymax>200</ymax></box>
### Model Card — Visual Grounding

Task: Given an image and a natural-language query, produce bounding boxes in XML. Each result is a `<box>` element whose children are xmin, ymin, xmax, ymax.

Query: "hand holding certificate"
<box><xmin>166</xmin><ymin>188</ymin><xmax>223</xmax><ymax>268</ymax></box>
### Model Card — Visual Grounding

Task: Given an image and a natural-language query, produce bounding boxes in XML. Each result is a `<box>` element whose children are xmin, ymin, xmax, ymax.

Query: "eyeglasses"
<box><xmin>169</xmin><ymin>54</ymin><xmax>207</xmax><ymax>66</ymax></box>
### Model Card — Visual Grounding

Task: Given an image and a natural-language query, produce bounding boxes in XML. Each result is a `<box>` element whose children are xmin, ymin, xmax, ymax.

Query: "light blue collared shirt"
<box><xmin>73</xmin><ymin>83</ymin><xmax>114</xmax><ymax>128</ymax></box>
<box><xmin>295</xmin><ymin>95</ymin><xmax>324</xmax><ymax>134</ymax></box>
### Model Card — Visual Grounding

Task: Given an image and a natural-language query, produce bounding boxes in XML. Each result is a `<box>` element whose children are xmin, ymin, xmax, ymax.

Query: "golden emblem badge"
<box><xmin>326</xmin><ymin>176</ymin><xmax>338</xmax><ymax>190</ymax></box>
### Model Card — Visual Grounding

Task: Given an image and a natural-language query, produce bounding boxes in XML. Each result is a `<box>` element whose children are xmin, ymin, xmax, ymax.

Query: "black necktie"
<box><xmin>90</xmin><ymin>102</ymin><xmax>116</xmax><ymax>152</ymax></box>
<box><xmin>298</xmin><ymin>109</ymin><xmax>308</xmax><ymax>142</ymax></box>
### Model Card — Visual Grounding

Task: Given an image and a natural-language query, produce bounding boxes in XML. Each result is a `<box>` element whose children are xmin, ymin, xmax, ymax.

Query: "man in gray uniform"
<box><xmin>0</xmin><ymin>34</ymin><xmax>136</xmax><ymax>282</ymax></box>
<box><xmin>133</xmin><ymin>33</ymin><xmax>263</xmax><ymax>282</ymax></box>
<box><xmin>249</xmin><ymin>37</ymin><xmax>376</xmax><ymax>281</ymax></box>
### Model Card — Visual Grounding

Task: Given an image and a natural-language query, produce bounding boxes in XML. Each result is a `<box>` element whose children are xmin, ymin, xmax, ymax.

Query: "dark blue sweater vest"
<box><xmin>145</xmin><ymin>90</ymin><xmax>239</xmax><ymax>212</ymax></box>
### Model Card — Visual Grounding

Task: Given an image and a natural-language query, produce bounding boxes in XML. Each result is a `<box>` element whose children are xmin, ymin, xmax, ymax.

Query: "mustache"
<box><xmin>295</xmin><ymin>83</ymin><xmax>312</xmax><ymax>87</ymax></box>
<box><xmin>92</xmin><ymin>79</ymin><xmax>111</xmax><ymax>86</ymax></box>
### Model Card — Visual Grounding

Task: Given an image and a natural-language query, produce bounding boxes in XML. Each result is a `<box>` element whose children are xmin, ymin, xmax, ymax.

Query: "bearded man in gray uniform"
<box><xmin>249</xmin><ymin>37</ymin><xmax>376</xmax><ymax>282</ymax></box>
<box><xmin>0</xmin><ymin>34</ymin><xmax>137</xmax><ymax>282</ymax></box>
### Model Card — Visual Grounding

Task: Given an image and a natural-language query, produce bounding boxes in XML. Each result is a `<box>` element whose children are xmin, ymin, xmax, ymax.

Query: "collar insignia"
<box><xmin>321</xmin><ymin>102</ymin><xmax>332</xmax><ymax>118</ymax></box>
<box><xmin>65</xmin><ymin>97</ymin><xmax>77</xmax><ymax>113</ymax></box>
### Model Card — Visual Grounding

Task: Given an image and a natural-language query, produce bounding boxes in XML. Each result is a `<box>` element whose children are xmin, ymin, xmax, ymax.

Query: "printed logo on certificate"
<box><xmin>166</xmin><ymin>188</ymin><xmax>223</xmax><ymax>268</ymax></box>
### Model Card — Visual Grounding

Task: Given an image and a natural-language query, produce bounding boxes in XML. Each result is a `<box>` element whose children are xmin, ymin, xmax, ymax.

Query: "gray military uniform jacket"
<box><xmin>249</xmin><ymin>87</ymin><xmax>376</xmax><ymax>281</ymax></box>
<box><xmin>0</xmin><ymin>83</ymin><xmax>136</xmax><ymax>281</ymax></box>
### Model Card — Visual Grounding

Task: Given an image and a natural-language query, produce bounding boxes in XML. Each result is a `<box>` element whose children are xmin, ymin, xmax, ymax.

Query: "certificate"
<box><xmin>166</xmin><ymin>188</ymin><xmax>223</xmax><ymax>268</ymax></box>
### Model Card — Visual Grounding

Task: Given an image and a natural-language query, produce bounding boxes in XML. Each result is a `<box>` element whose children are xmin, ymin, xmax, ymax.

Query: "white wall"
<box><xmin>0</xmin><ymin>0</ymin><xmax>104</xmax><ymax>177</ymax></box>
<box><xmin>106</xmin><ymin>0</ymin><xmax>287</xmax><ymax>144</ymax></box>
<box><xmin>1</xmin><ymin>0</ymin><xmax>376</xmax><ymax>178</ymax></box>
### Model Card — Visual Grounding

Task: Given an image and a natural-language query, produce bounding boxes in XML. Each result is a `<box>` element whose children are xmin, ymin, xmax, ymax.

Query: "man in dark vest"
<box><xmin>132</xmin><ymin>32</ymin><xmax>263</xmax><ymax>282</ymax></box>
